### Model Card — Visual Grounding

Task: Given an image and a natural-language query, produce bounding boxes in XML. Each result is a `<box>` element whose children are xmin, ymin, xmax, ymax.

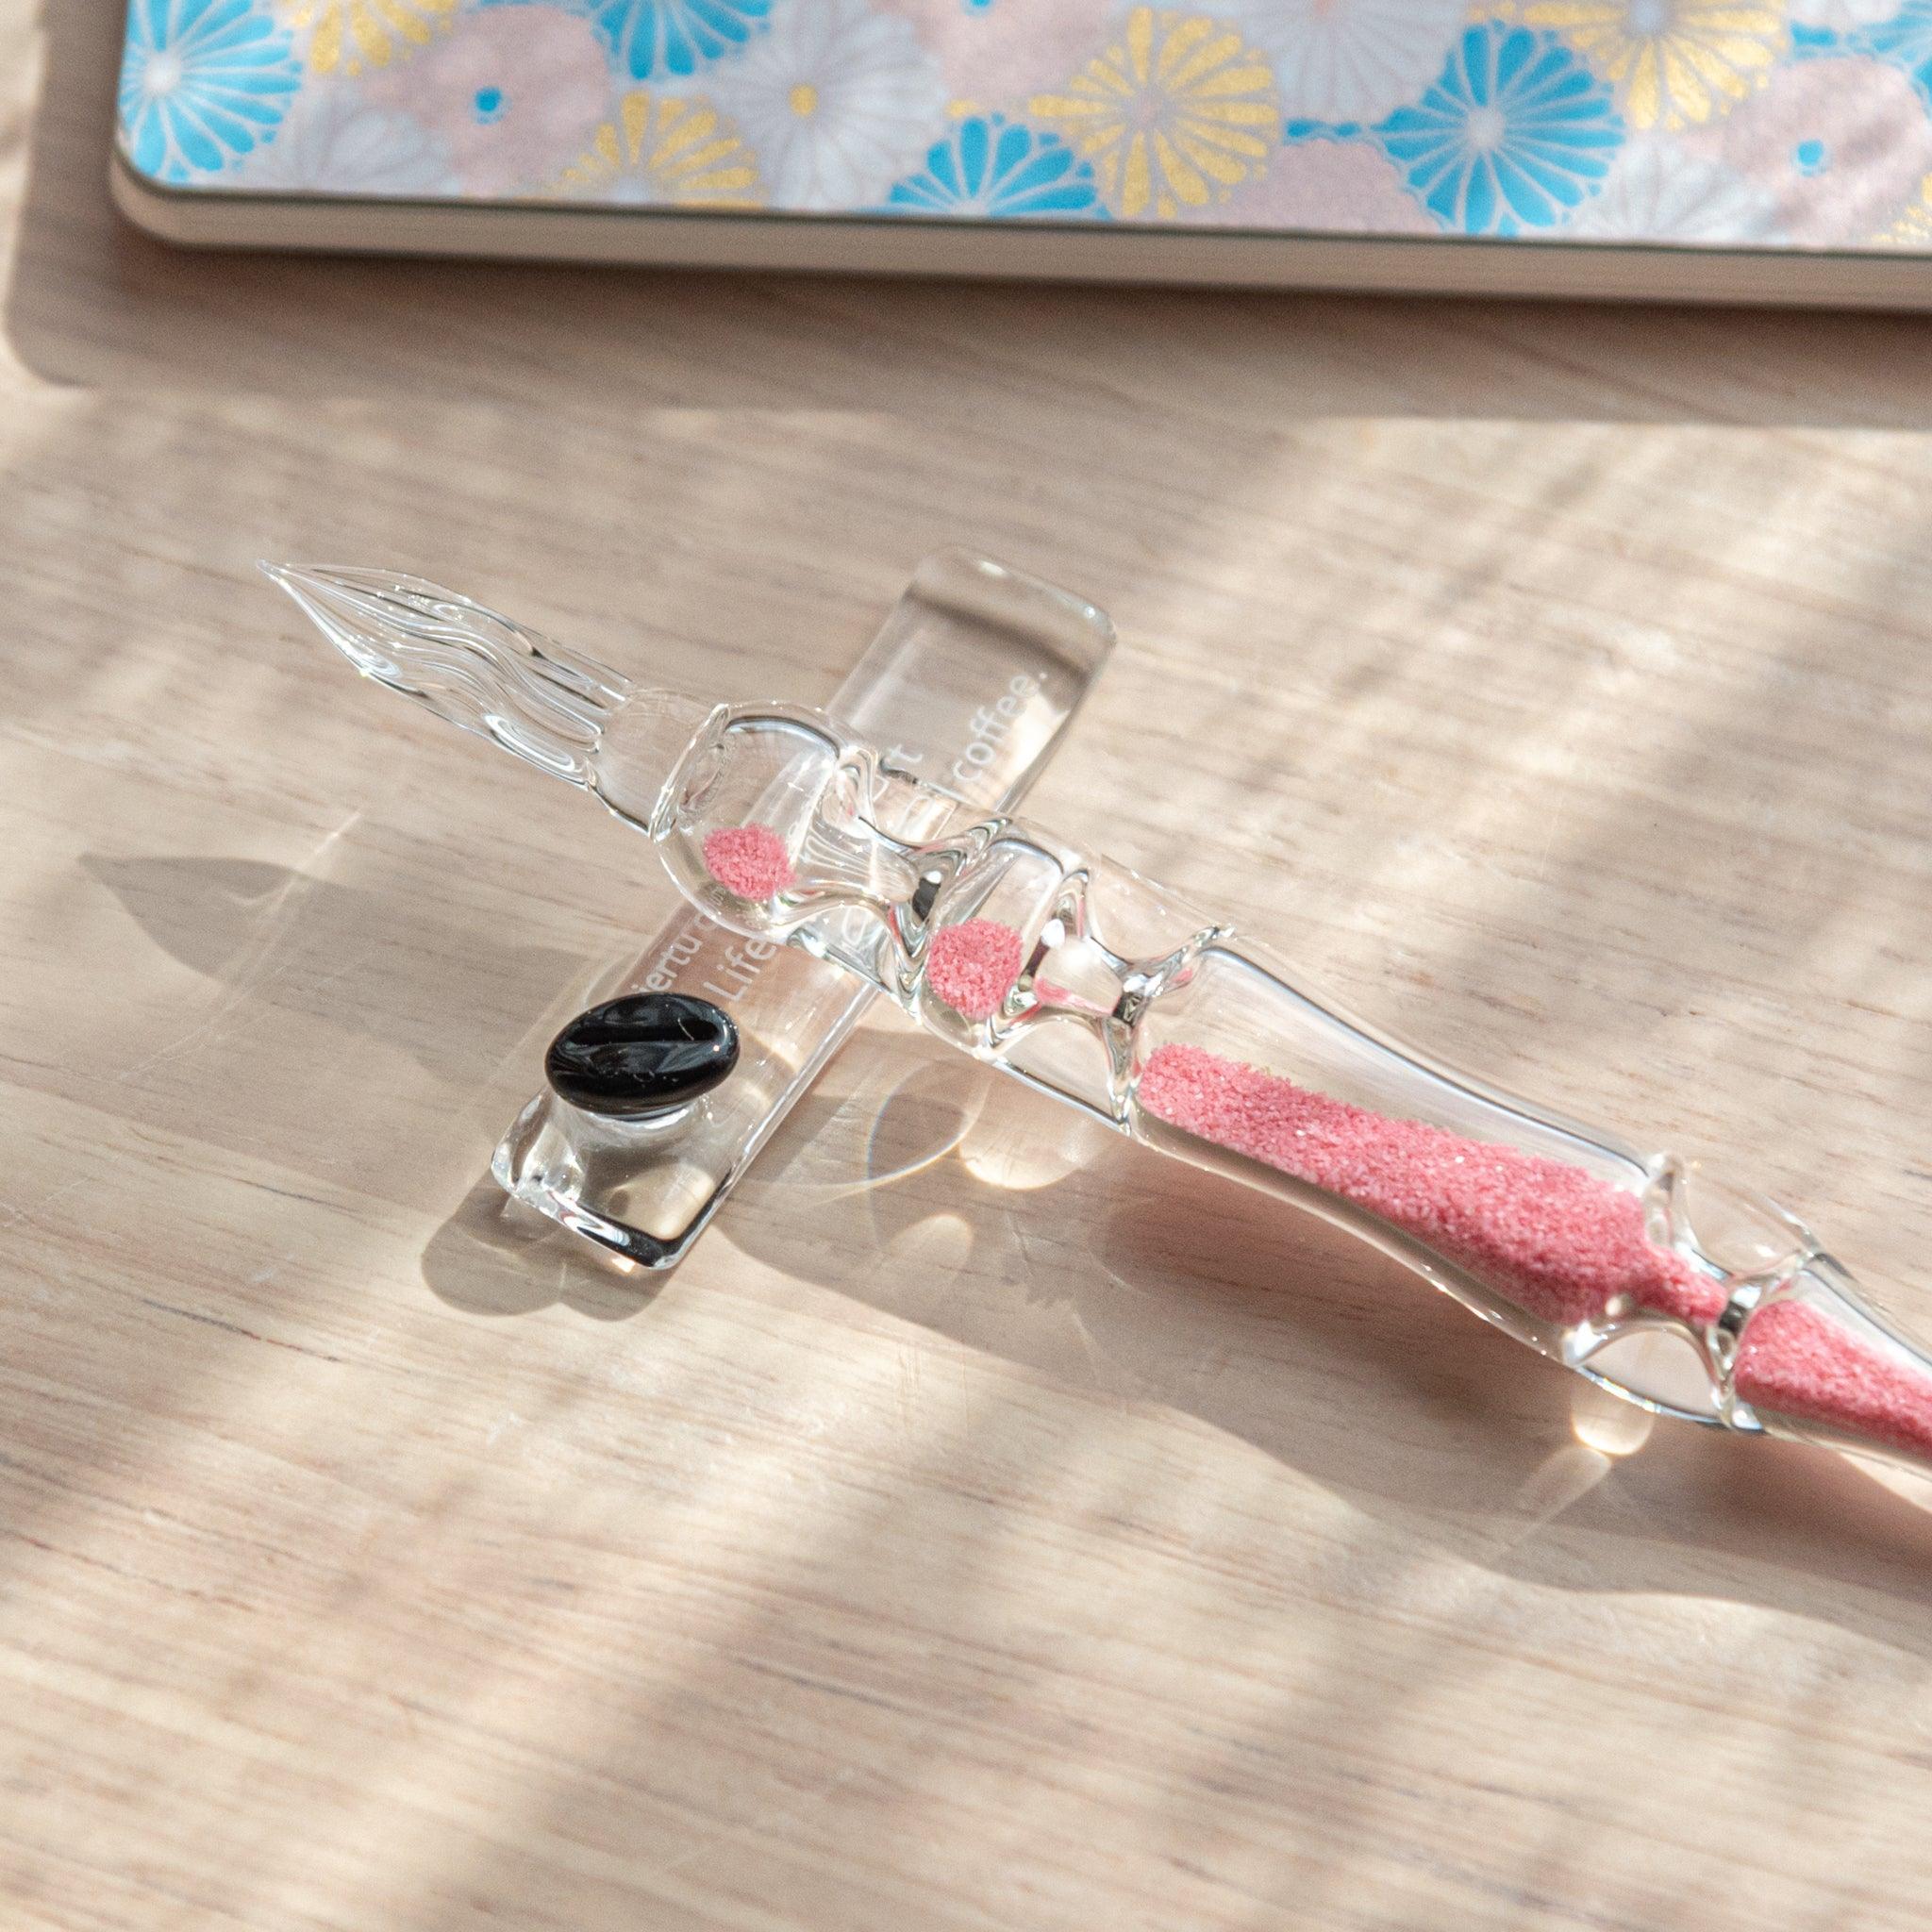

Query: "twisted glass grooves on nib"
<box><xmin>263</xmin><ymin>561</ymin><xmax>633</xmax><ymax>786</ymax></box>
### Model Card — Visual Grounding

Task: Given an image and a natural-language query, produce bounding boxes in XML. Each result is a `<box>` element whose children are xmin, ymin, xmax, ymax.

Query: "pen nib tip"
<box><xmin>264</xmin><ymin>561</ymin><xmax>632</xmax><ymax>787</ymax></box>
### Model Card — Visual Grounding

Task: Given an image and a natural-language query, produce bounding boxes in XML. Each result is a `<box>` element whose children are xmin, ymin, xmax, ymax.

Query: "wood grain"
<box><xmin>9</xmin><ymin>7</ymin><xmax>1932</xmax><ymax>1928</ymax></box>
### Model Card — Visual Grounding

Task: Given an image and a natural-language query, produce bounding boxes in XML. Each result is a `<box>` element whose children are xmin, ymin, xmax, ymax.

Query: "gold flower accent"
<box><xmin>1881</xmin><ymin>175</ymin><xmax>1932</xmax><ymax>250</ymax></box>
<box><xmin>280</xmin><ymin>0</ymin><xmax>458</xmax><ymax>78</ymax></box>
<box><xmin>557</xmin><ymin>91</ymin><xmax>764</xmax><ymax>208</ymax></box>
<box><xmin>1516</xmin><ymin>0</ymin><xmax>1786</xmax><ymax>130</ymax></box>
<box><xmin>1029</xmin><ymin>8</ymin><xmax>1278</xmax><ymax>221</ymax></box>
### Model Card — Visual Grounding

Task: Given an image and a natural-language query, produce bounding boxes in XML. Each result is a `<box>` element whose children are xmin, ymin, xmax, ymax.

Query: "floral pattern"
<box><xmin>881</xmin><ymin>112</ymin><xmax>1104</xmax><ymax>216</ymax></box>
<box><xmin>1217</xmin><ymin>0</ymin><xmax>1465</xmax><ymax>125</ymax></box>
<box><xmin>1375</xmin><ymin>25</ymin><xmax>1623</xmax><ymax>234</ymax></box>
<box><xmin>363</xmin><ymin>3</ymin><xmax>611</xmax><ymax>193</ymax></box>
<box><xmin>117</xmin><ymin>0</ymin><xmax>1932</xmax><ymax>252</ymax></box>
<box><xmin>272</xmin><ymin>0</ymin><xmax>458</xmax><ymax>76</ymax></box>
<box><xmin>1028</xmin><ymin>7</ymin><xmax>1278</xmax><ymax>219</ymax></box>
<box><xmin>584</xmin><ymin>0</ymin><xmax>774</xmax><ymax>80</ymax></box>
<box><xmin>231</xmin><ymin>74</ymin><xmax>460</xmax><ymax>186</ymax></box>
<box><xmin>1687</xmin><ymin>53</ymin><xmax>1932</xmax><ymax>243</ymax></box>
<box><xmin>706</xmin><ymin>0</ymin><xmax>945</xmax><ymax>208</ymax></box>
<box><xmin>1217</xmin><ymin>131</ymin><xmax>1434</xmax><ymax>231</ymax></box>
<box><xmin>1565</xmin><ymin>130</ymin><xmax>1776</xmax><ymax>238</ymax></box>
<box><xmin>1859</xmin><ymin>3</ymin><xmax>1932</xmax><ymax>92</ymax></box>
<box><xmin>555</xmin><ymin>88</ymin><xmax>763</xmax><ymax>202</ymax></box>
<box><xmin>1879</xmin><ymin>175</ymin><xmax>1932</xmax><ymax>245</ymax></box>
<box><xmin>121</xmin><ymin>0</ymin><xmax>302</xmax><ymax>182</ymax></box>
<box><xmin>1515</xmin><ymin>0</ymin><xmax>1786</xmax><ymax>130</ymax></box>
<box><xmin>871</xmin><ymin>0</ymin><xmax>1119</xmax><ymax>107</ymax></box>
<box><xmin>1790</xmin><ymin>0</ymin><xmax>1912</xmax><ymax>31</ymax></box>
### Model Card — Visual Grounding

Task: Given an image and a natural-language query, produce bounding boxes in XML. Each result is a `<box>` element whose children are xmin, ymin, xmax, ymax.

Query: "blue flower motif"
<box><xmin>1860</xmin><ymin>2</ymin><xmax>1932</xmax><ymax>92</ymax></box>
<box><xmin>1790</xmin><ymin>24</ymin><xmax>1842</xmax><ymax>57</ymax></box>
<box><xmin>882</xmin><ymin>115</ymin><xmax>1106</xmax><ymax>219</ymax></box>
<box><xmin>1374</xmin><ymin>25</ymin><xmax>1622</xmax><ymax>237</ymax></box>
<box><xmin>582</xmin><ymin>0</ymin><xmax>772</xmax><ymax>79</ymax></box>
<box><xmin>118</xmin><ymin>0</ymin><xmax>300</xmax><ymax>184</ymax></box>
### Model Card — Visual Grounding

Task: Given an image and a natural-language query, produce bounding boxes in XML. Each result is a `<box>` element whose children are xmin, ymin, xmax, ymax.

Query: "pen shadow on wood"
<box><xmin>701</xmin><ymin>1033</ymin><xmax>1932</xmax><ymax>1654</ymax></box>
<box><xmin>71</xmin><ymin>848</ymin><xmax>613</xmax><ymax>1234</ymax></box>
<box><xmin>80</xmin><ymin>853</ymin><xmax>588</xmax><ymax>1093</ymax></box>
<box><xmin>423</xmin><ymin>1174</ymin><xmax>675</xmax><ymax>1322</ymax></box>
<box><xmin>343</xmin><ymin>487</ymin><xmax>1932</xmax><ymax>1926</ymax></box>
<box><xmin>394</xmin><ymin>1014</ymin><xmax>1932</xmax><ymax>1929</ymax></box>
<box><xmin>411</xmin><ymin>1010</ymin><xmax>1932</xmax><ymax>1665</ymax></box>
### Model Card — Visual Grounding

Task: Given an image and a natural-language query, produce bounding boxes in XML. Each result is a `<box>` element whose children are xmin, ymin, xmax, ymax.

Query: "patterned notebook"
<box><xmin>114</xmin><ymin>1</ymin><xmax>1932</xmax><ymax>278</ymax></box>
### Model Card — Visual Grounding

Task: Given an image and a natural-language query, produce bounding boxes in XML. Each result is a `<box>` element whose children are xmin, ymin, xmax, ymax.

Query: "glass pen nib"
<box><xmin>263</xmin><ymin>562</ymin><xmax>633</xmax><ymax>785</ymax></box>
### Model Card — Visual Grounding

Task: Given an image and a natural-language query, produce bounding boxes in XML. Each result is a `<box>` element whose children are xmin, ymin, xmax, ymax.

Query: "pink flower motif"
<box><xmin>874</xmin><ymin>0</ymin><xmax>1120</xmax><ymax>109</ymax></box>
<box><xmin>1687</xmin><ymin>57</ymin><xmax>1932</xmax><ymax>247</ymax></box>
<box><xmin>1208</xmin><ymin>136</ymin><xmax>1432</xmax><ymax>234</ymax></box>
<box><xmin>363</xmin><ymin>4</ymin><xmax>611</xmax><ymax>197</ymax></box>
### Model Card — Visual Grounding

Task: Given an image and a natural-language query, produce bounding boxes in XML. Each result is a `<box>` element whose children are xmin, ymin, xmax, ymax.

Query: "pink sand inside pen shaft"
<box><xmin>926</xmin><ymin>918</ymin><xmax>1026</xmax><ymax>1022</ymax></box>
<box><xmin>703</xmin><ymin>824</ymin><xmax>795</xmax><ymax>900</ymax></box>
<box><xmin>714</xmin><ymin>872</ymin><xmax>1932</xmax><ymax>1464</ymax></box>
<box><xmin>1730</xmin><ymin>1300</ymin><xmax>1932</xmax><ymax>1462</ymax></box>
<box><xmin>1137</xmin><ymin>1041</ymin><xmax>1722</xmax><ymax>1328</ymax></box>
<box><xmin>1137</xmin><ymin>1041</ymin><xmax>1932</xmax><ymax>1462</ymax></box>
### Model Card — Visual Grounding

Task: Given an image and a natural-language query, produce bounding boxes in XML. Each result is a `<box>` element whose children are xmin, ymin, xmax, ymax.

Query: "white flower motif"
<box><xmin>231</xmin><ymin>78</ymin><xmax>461</xmax><ymax>192</ymax></box>
<box><xmin>1566</xmin><ymin>131</ymin><xmax>1778</xmax><ymax>240</ymax></box>
<box><xmin>706</xmin><ymin>0</ymin><xmax>945</xmax><ymax>210</ymax></box>
<box><xmin>1788</xmin><ymin>0</ymin><xmax>1906</xmax><ymax>28</ymax></box>
<box><xmin>1217</xmin><ymin>0</ymin><xmax>1465</xmax><ymax>124</ymax></box>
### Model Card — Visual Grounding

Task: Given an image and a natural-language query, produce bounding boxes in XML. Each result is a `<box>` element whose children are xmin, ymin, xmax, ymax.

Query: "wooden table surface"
<box><xmin>11</xmin><ymin>8</ymin><xmax>1932</xmax><ymax>1929</ymax></box>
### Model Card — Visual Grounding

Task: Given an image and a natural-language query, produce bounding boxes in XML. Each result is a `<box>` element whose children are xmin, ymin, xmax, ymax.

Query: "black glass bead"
<box><xmin>545</xmin><ymin>992</ymin><xmax>739</xmax><ymax>1120</ymax></box>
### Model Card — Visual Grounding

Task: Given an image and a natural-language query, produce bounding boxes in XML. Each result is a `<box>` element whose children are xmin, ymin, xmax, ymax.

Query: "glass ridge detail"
<box><xmin>264</xmin><ymin>563</ymin><xmax>631</xmax><ymax>786</ymax></box>
<box><xmin>646</xmin><ymin>698</ymin><xmax>1932</xmax><ymax>1475</ymax></box>
<box><xmin>270</xmin><ymin>551</ymin><xmax>1115</xmax><ymax>1268</ymax></box>
<box><xmin>275</xmin><ymin>556</ymin><xmax>1932</xmax><ymax>1479</ymax></box>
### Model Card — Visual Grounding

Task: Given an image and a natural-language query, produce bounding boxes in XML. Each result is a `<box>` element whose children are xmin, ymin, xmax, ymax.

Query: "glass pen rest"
<box><xmin>491</xmin><ymin>547</ymin><xmax>1115</xmax><ymax>1266</ymax></box>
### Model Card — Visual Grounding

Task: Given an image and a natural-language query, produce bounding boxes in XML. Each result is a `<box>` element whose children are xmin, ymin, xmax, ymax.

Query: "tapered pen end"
<box><xmin>263</xmin><ymin>561</ymin><xmax>632</xmax><ymax>787</ymax></box>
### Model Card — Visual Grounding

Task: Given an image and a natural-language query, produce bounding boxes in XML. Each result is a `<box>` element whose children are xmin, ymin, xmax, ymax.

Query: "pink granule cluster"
<box><xmin>926</xmin><ymin>918</ymin><xmax>1025</xmax><ymax>1022</ymax></box>
<box><xmin>1137</xmin><ymin>1042</ymin><xmax>1723</xmax><ymax>1328</ymax></box>
<box><xmin>1129</xmin><ymin>1040</ymin><xmax>1932</xmax><ymax>1467</ymax></box>
<box><xmin>1733</xmin><ymin>1299</ymin><xmax>1932</xmax><ymax>1463</ymax></box>
<box><xmin>702</xmin><ymin>823</ymin><xmax>794</xmax><ymax>900</ymax></box>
